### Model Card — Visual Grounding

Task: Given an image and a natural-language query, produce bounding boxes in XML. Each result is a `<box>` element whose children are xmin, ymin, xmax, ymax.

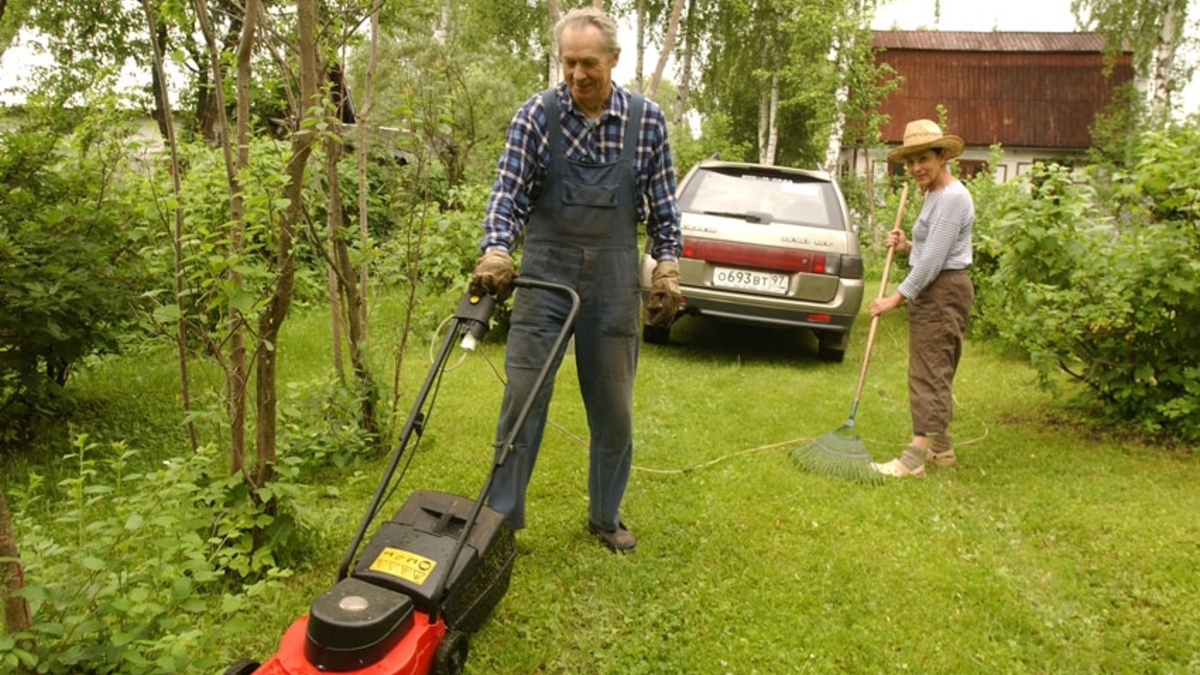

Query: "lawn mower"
<box><xmin>223</xmin><ymin>278</ymin><xmax>579</xmax><ymax>675</ymax></box>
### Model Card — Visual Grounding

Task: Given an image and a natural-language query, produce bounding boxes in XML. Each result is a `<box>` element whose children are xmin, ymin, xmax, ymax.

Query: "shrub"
<box><xmin>278</xmin><ymin>375</ymin><xmax>378</xmax><ymax>468</ymax></box>
<box><xmin>2</xmin><ymin>436</ymin><xmax>300</xmax><ymax>674</ymax></box>
<box><xmin>0</xmin><ymin>110</ymin><xmax>149</xmax><ymax>438</ymax></box>
<box><xmin>983</xmin><ymin>124</ymin><xmax>1200</xmax><ymax>442</ymax></box>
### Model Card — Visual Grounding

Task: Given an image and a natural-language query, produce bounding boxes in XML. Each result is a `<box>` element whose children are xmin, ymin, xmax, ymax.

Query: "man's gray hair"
<box><xmin>554</xmin><ymin>7</ymin><xmax>620</xmax><ymax>55</ymax></box>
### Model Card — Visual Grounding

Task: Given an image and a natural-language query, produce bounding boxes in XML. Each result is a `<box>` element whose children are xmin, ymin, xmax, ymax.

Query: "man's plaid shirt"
<box><xmin>480</xmin><ymin>83</ymin><xmax>682</xmax><ymax>262</ymax></box>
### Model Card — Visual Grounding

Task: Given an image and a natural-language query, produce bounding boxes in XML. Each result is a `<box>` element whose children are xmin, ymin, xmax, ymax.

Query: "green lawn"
<box><xmin>8</xmin><ymin>292</ymin><xmax>1199</xmax><ymax>674</ymax></box>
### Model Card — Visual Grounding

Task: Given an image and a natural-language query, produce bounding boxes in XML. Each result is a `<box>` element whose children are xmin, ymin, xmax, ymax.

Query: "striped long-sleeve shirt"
<box><xmin>479</xmin><ymin>83</ymin><xmax>682</xmax><ymax>261</ymax></box>
<box><xmin>897</xmin><ymin>180</ymin><xmax>974</xmax><ymax>300</ymax></box>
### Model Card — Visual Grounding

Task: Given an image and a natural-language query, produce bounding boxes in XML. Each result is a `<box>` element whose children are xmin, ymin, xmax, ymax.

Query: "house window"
<box><xmin>956</xmin><ymin>160</ymin><xmax>989</xmax><ymax>179</ymax></box>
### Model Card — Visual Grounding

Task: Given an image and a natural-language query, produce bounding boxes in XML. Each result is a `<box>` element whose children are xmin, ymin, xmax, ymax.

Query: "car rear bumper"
<box><xmin>650</xmin><ymin>281</ymin><xmax>864</xmax><ymax>333</ymax></box>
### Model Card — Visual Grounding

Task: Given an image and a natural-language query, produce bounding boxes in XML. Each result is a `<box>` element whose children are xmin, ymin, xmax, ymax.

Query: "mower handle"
<box><xmin>335</xmin><ymin>277</ymin><xmax>579</xmax><ymax>585</ymax></box>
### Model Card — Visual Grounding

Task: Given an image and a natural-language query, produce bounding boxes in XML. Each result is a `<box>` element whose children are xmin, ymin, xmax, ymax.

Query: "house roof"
<box><xmin>872</xmin><ymin>31</ymin><xmax>1127</xmax><ymax>53</ymax></box>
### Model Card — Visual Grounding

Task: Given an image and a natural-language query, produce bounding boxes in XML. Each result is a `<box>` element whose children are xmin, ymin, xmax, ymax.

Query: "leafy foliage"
<box><xmin>277</xmin><ymin>375</ymin><xmax>379</xmax><ymax>468</ymax></box>
<box><xmin>7</xmin><ymin>0</ymin><xmax>148</xmax><ymax>108</ymax></box>
<box><xmin>962</xmin><ymin>144</ymin><xmax>1038</xmax><ymax>333</ymax></box>
<box><xmin>667</xmin><ymin>113</ymin><xmax>753</xmax><ymax>176</ymax></box>
<box><xmin>1072</xmin><ymin>0</ymin><xmax>1195</xmax><ymax>118</ymax></box>
<box><xmin>1</xmin><ymin>435</ymin><xmax>303</xmax><ymax>674</ymax></box>
<box><xmin>692</xmin><ymin>0</ymin><xmax>886</xmax><ymax>168</ymax></box>
<box><xmin>0</xmin><ymin>106</ymin><xmax>149</xmax><ymax>439</ymax></box>
<box><xmin>978</xmin><ymin>122</ymin><xmax>1200</xmax><ymax>441</ymax></box>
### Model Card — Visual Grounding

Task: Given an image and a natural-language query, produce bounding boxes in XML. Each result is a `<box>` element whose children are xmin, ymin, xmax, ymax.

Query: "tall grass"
<box><xmin>5</xmin><ymin>288</ymin><xmax>1198</xmax><ymax>674</ymax></box>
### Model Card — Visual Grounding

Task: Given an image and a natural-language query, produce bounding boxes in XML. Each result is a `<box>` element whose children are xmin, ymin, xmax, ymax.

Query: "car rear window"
<box><xmin>678</xmin><ymin>167</ymin><xmax>843</xmax><ymax>230</ymax></box>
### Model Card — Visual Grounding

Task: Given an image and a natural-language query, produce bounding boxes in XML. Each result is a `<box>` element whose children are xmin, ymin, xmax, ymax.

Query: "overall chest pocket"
<box><xmin>562</xmin><ymin>180</ymin><xmax>618</xmax><ymax>209</ymax></box>
<box><xmin>556</xmin><ymin>159</ymin><xmax>623</xmax><ymax>238</ymax></box>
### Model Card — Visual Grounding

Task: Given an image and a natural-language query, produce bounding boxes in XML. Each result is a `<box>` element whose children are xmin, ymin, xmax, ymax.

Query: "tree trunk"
<box><xmin>231</xmin><ymin>0</ymin><xmax>257</xmax><ymax>478</ymax></box>
<box><xmin>758</xmin><ymin>89</ymin><xmax>768</xmax><ymax>161</ymax></box>
<box><xmin>191</xmin><ymin>42</ymin><xmax>219</xmax><ymax>144</ymax></box>
<box><xmin>253</xmin><ymin>0</ymin><xmax>318</xmax><ymax>486</ymax></box>
<box><xmin>193</xmin><ymin>0</ymin><xmax>250</xmax><ymax>475</ymax></box>
<box><xmin>1149</xmin><ymin>0</ymin><xmax>1182</xmax><ymax>114</ymax></box>
<box><xmin>645</xmin><ymin>0</ymin><xmax>686</xmax><ymax>100</ymax></box>
<box><xmin>334</xmin><ymin>237</ymin><xmax>375</xmax><ymax>433</ymax></box>
<box><xmin>326</xmin><ymin>133</ymin><xmax>347</xmax><ymax>380</ymax></box>
<box><xmin>149</xmin><ymin>20</ymin><xmax>170</xmax><ymax>139</ymax></box>
<box><xmin>767</xmin><ymin>74</ymin><xmax>779</xmax><ymax>164</ymax></box>
<box><xmin>341</xmin><ymin>12</ymin><xmax>380</xmax><ymax>400</ymax></box>
<box><xmin>1</xmin><ymin>491</ymin><xmax>33</xmax><ymax>641</ymax></box>
<box><xmin>358</xmin><ymin>12</ymin><xmax>380</xmax><ymax>348</ymax></box>
<box><xmin>758</xmin><ymin>73</ymin><xmax>779</xmax><ymax>165</ymax></box>
<box><xmin>326</xmin><ymin>133</ymin><xmax>376</xmax><ymax>435</ymax></box>
<box><xmin>191</xmin><ymin>0</ymin><xmax>244</xmax><ymax>144</ymax></box>
<box><xmin>824</xmin><ymin>24</ymin><xmax>857</xmax><ymax>173</ymax></box>
<box><xmin>328</xmin><ymin>260</ymin><xmax>345</xmax><ymax>379</ymax></box>
<box><xmin>635</xmin><ymin>0</ymin><xmax>646</xmax><ymax>91</ymax></box>
<box><xmin>546</xmin><ymin>0</ymin><xmax>561</xmax><ymax>86</ymax></box>
<box><xmin>674</xmin><ymin>0</ymin><xmax>697</xmax><ymax>126</ymax></box>
<box><xmin>142</xmin><ymin>0</ymin><xmax>199</xmax><ymax>452</ymax></box>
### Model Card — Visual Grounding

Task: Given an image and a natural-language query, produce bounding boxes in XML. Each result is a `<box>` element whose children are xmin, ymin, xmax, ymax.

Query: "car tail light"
<box><xmin>682</xmin><ymin>238</ymin><xmax>834</xmax><ymax>274</ymax></box>
<box><xmin>839</xmin><ymin>255</ymin><xmax>863</xmax><ymax>280</ymax></box>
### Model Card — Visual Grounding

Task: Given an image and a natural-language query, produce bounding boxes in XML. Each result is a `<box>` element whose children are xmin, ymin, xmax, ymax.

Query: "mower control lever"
<box><xmin>455</xmin><ymin>292</ymin><xmax>495</xmax><ymax>351</ymax></box>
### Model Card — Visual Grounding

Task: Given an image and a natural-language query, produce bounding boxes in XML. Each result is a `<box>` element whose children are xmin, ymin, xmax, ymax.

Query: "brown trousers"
<box><xmin>907</xmin><ymin>269</ymin><xmax>974</xmax><ymax>435</ymax></box>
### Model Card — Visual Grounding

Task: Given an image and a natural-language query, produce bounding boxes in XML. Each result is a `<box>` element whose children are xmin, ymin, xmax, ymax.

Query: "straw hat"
<box><xmin>887</xmin><ymin>119</ymin><xmax>964</xmax><ymax>162</ymax></box>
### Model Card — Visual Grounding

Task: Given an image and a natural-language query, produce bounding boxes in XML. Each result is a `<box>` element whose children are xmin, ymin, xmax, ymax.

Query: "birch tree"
<box><xmin>644</xmin><ymin>0</ymin><xmax>685</xmax><ymax>99</ymax></box>
<box><xmin>1072</xmin><ymin>0</ymin><xmax>1195</xmax><ymax>122</ymax></box>
<box><xmin>695</xmin><ymin>0</ymin><xmax>886</xmax><ymax>168</ymax></box>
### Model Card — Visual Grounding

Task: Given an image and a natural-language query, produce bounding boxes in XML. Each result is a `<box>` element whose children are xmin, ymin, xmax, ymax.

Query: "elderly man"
<box><xmin>469</xmin><ymin>7</ymin><xmax>682</xmax><ymax>552</ymax></box>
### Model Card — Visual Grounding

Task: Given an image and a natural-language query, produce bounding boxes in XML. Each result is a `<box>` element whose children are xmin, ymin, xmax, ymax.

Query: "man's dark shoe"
<box><xmin>588</xmin><ymin>521</ymin><xmax>636</xmax><ymax>552</ymax></box>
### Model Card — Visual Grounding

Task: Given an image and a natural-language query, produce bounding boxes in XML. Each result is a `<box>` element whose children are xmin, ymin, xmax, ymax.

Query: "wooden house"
<box><xmin>841</xmin><ymin>31</ymin><xmax>1134</xmax><ymax>183</ymax></box>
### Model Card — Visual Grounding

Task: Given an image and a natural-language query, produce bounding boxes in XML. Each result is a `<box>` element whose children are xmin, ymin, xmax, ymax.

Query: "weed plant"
<box><xmin>3</xmin><ymin>286</ymin><xmax>1199</xmax><ymax>674</ymax></box>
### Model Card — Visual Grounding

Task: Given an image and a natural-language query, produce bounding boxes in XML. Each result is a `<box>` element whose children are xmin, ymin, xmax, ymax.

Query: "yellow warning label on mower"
<box><xmin>368</xmin><ymin>547</ymin><xmax>437</xmax><ymax>585</ymax></box>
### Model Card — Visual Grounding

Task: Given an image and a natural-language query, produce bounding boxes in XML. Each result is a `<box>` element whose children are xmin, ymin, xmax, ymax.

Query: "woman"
<box><xmin>870</xmin><ymin>119</ymin><xmax>974</xmax><ymax>479</ymax></box>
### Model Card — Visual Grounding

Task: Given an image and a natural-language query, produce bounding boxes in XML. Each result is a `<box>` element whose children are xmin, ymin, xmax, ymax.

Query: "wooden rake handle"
<box><xmin>851</xmin><ymin>181</ymin><xmax>909</xmax><ymax>405</ymax></box>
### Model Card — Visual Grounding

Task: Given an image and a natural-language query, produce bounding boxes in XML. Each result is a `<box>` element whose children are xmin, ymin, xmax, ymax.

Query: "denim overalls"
<box><xmin>487</xmin><ymin>90</ymin><xmax>646</xmax><ymax>532</ymax></box>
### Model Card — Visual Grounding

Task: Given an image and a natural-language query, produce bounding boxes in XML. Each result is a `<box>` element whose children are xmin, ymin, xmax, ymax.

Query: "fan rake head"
<box><xmin>789</xmin><ymin>423</ymin><xmax>884</xmax><ymax>485</ymax></box>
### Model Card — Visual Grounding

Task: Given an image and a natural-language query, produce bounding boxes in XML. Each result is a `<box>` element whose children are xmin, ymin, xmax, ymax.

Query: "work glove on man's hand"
<box><xmin>470</xmin><ymin>250</ymin><xmax>515</xmax><ymax>303</ymax></box>
<box><xmin>644</xmin><ymin>260</ymin><xmax>681</xmax><ymax>328</ymax></box>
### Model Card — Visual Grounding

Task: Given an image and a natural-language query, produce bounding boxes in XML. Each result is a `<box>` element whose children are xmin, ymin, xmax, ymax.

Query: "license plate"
<box><xmin>712</xmin><ymin>267</ymin><xmax>789</xmax><ymax>294</ymax></box>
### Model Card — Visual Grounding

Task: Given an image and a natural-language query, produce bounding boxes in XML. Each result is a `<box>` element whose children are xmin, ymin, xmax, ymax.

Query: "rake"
<box><xmin>790</xmin><ymin>181</ymin><xmax>910</xmax><ymax>484</ymax></box>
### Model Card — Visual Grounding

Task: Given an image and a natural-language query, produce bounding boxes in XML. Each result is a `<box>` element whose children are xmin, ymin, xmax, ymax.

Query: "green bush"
<box><xmin>982</xmin><ymin>124</ymin><xmax>1200</xmax><ymax>442</ymax></box>
<box><xmin>278</xmin><ymin>375</ymin><xmax>378</xmax><ymax>468</ymax></box>
<box><xmin>2</xmin><ymin>436</ymin><xmax>299</xmax><ymax>674</ymax></box>
<box><xmin>2</xmin><ymin>432</ymin><xmax>285</xmax><ymax>667</ymax></box>
<box><xmin>967</xmin><ymin>148</ymin><xmax>1064</xmax><ymax>338</ymax></box>
<box><xmin>0</xmin><ymin>111</ymin><xmax>149</xmax><ymax>435</ymax></box>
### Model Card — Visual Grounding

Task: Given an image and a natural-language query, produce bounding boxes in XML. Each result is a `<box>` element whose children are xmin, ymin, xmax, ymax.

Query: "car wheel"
<box><xmin>643</xmin><ymin>324</ymin><xmax>670</xmax><ymax>345</ymax></box>
<box><xmin>817</xmin><ymin>331</ymin><xmax>848</xmax><ymax>363</ymax></box>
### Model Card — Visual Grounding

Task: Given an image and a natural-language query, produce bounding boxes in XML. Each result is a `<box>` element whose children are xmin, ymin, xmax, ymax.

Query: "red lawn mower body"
<box><xmin>250</xmin><ymin>611</ymin><xmax>443</xmax><ymax>675</ymax></box>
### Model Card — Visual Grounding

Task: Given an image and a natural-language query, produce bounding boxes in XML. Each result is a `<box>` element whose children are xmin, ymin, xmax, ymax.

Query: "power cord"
<box><xmin>431</xmin><ymin>313</ymin><xmax>989</xmax><ymax>474</ymax></box>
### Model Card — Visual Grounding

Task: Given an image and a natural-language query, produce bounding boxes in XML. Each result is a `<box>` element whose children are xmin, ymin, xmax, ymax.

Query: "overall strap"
<box><xmin>540</xmin><ymin>89</ymin><xmax>563</xmax><ymax>158</ymax></box>
<box><xmin>621</xmin><ymin>92</ymin><xmax>645</xmax><ymax>162</ymax></box>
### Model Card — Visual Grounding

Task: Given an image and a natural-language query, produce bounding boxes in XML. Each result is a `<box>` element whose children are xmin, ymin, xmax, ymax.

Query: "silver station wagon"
<box><xmin>642</xmin><ymin>159</ymin><xmax>865</xmax><ymax>362</ymax></box>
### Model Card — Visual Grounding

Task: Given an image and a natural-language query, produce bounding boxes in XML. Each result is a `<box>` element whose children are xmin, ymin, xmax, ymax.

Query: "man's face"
<box><xmin>905</xmin><ymin>149</ymin><xmax>945</xmax><ymax>190</ymax></box>
<box><xmin>560</xmin><ymin>24</ymin><xmax>618</xmax><ymax>116</ymax></box>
